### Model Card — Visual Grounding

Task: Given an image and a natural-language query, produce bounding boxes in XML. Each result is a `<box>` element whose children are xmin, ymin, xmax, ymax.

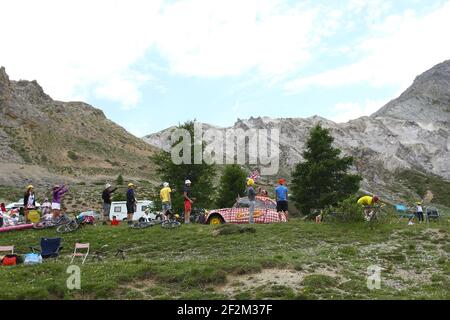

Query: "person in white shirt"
<box><xmin>41</xmin><ymin>198</ymin><xmax>52</xmax><ymax>221</ymax></box>
<box><xmin>416</xmin><ymin>202</ymin><xmax>424</xmax><ymax>224</ymax></box>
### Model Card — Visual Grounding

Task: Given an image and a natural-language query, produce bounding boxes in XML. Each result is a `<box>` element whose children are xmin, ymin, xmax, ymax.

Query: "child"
<box><xmin>41</xmin><ymin>198</ymin><xmax>52</xmax><ymax>221</ymax></box>
<box><xmin>315</xmin><ymin>213</ymin><xmax>323</xmax><ymax>224</ymax></box>
<box><xmin>111</xmin><ymin>216</ymin><xmax>119</xmax><ymax>226</ymax></box>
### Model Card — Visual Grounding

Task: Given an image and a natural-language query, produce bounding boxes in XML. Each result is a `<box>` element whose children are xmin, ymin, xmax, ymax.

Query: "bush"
<box><xmin>322</xmin><ymin>195</ymin><xmax>364</xmax><ymax>223</ymax></box>
<box><xmin>116</xmin><ymin>174</ymin><xmax>124</xmax><ymax>185</ymax></box>
<box><xmin>112</xmin><ymin>192</ymin><xmax>126</xmax><ymax>202</ymax></box>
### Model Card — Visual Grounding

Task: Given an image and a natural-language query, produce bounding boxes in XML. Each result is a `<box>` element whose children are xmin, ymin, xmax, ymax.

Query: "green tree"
<box><xmin>151</xmin><ymin>121</ymin><xmax>217</xmax><ymax>213</ymax></box>
<box><xmin>116</xmin><ymin>174</ymin><xmax>124</xmax><ymax>185</ymax></box>
<box><xmin>216</xmin><ymin>164</ymin><xmax>247</xmax><ymax>208</ymax></box>
<box><xmin>112</xmin><ymin>191</ymin><xmax>126</xmax><ymax>202</ymax></box>
<box><xmin>291</xmin><ymin>124</ymin><xmax>361</xmax><ymax>215</ymax></box>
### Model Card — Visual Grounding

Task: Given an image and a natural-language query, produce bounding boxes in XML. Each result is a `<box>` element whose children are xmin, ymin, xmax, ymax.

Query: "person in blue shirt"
<box><xmin>275</xmin><ymin>178</ymin><xmax>288</xmax><ymax>221</ymax></box>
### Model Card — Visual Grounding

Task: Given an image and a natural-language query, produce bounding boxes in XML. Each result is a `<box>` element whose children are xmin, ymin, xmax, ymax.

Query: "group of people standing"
<box><xmin>101</xmin><ymin>182</ymin><xmax>138</xmax><ymax>225</ymax></box>
<box><xmin>21</xmin><ymin>184</ymin><xmax>69</xmax><ymax>223</ymax></box>
<box><xmin>15</xmin><ymin>177</ymin><xmax>288</xmax><ymax>226</ymax></box>
<box><xmin>246</xmin><ymin>178</ymin><xmax>289</xmax><ymax>224</ymax></box>
<box><xmin>101</xmin><ymin>180</ymin><xmax>195</xmax><ymax>225</ymax></box>
<box><xmin>159</xmin><ymin>179</ymin><xmax>195</xmax><ymax>224</ymax></box>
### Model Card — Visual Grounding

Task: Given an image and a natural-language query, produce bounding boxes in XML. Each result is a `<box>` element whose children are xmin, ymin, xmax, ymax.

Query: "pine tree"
<box><xmin>151</xmin><ymin>121</ymin><xmax>216</xmax><ymax>213</ymax></box>
<box><xmin>116</xmin><ymin>174</ymin><xmax>124</xmax><ymax>185</ymax></box>
<box><xmin>216</xmin><ymin>164</ymin><xmax>247</xmax><ymax>208</ymax></box>
<box><xmin>291</xmin><ymin>124</ymin><xmax>361</xmax><ymax>215</ymax></box>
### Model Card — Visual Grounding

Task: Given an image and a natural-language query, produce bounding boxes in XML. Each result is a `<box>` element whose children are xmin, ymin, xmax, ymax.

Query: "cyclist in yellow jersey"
<box><xmin>357</xmin><ymin>195</ymin><xmax>380</xmax><ymax>221</ymax></box>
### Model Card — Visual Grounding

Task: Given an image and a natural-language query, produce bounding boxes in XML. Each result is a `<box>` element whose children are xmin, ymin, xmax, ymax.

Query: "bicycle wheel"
<box><xmin>129</xmin><ymin>222</ymin><xmax>142</xmax><ymax>229</ymax></box>
<box><xmin>161</xmin><ymin>220</ymin><xmax>181</xmax><ymax>229</ymax></box>
<box><xmin>57</xmin><ymin>220</ymin><xmax>78</xmax><ymax>233</ymax></box>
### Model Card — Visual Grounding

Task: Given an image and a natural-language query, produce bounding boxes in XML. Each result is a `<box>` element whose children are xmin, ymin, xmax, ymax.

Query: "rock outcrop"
<box><xmin>0</xmin><ymin>67</ymin><xmax>159</xmax><ymax>186</ymax></box>
<box><xmin>143</xmin><ymin>60</ymin><xmax>450</xmax><ymax>203</ymax></box>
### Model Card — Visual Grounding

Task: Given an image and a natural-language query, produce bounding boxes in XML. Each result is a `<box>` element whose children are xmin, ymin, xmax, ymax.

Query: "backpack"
<box><xmin>83</xmin><ymin>216</ymin><xmax>95</xmax><ymax>224</ymax></box>
<box><xmin>24</xmin><ymin>253</ymin><xmax>42</xmax><ymax>265</ymax></box>
<box><xmin>1</xmin><ymin>254</ymin><xmax>19</xmax><ymax>266</ymax></box>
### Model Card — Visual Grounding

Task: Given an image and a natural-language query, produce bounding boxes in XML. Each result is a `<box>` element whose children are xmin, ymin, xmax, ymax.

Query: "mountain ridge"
<box><xmin>143</xmin><ymin>60</ymin><xmax>450</xmax><ymax>204</ymax></box>
<box><xmin>0</xmin><ymin>66</ymin><xmax>159</xmax><ymax>187</ymax></box>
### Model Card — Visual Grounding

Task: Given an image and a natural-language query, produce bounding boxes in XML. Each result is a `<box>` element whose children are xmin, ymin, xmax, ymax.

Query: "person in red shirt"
<box><xmin>111</xmin><ymin>216</ymin><xmax>119</xmax><ymax>226</ymax></box>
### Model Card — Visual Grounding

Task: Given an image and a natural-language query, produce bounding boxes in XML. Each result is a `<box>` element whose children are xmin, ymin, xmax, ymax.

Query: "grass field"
<box><xmin>0</xmin><ymin>219</ymin><xmax>449</xmax><ymax>300</ymax></box>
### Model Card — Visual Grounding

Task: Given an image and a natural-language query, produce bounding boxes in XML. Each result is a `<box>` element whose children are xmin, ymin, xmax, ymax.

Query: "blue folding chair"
<box><xmin>30</xmin><ymin>238</ymin><xmax>63</xmax><ymax>259</ymax></box>
<box><xmin>394</xmin><ymin>204</ymin><xmax>414</xmax><ymax>222</ymax></box>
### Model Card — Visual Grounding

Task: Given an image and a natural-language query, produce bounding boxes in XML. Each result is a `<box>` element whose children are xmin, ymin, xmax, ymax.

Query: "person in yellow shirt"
<box><xmin>160</xmin><ymin>182</ymin><xmax>175</xmax><ymax>219</ymax></box>
<box><xmin>357</xmin><ymin>195</ymin><xmax>380</xmax><ymax>221</ymax></box>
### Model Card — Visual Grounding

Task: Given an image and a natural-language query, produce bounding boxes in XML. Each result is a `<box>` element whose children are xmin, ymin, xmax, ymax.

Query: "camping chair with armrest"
<box><xmin>71</xmin><ymin>243</ymin><xmax>90</xmax><ymax>264</ymax></box>
<box><xmin>30</xmin><ymin>238</ymin><xmax>63</xmax><ymax>259</ymax></box>
<box><xmin>426</xmin><ymin>207</ymin><xmax>440</xmax><ymax>223</ymax></box>
<box><xmin>394</xmin><ymin>204</ymin><xmax>414</xmax><ymax>223</ymax></box>
<box><xmin>0</xmin><ymin>246</ymin><xmax>14</xmax><ymax>255</ymax></box>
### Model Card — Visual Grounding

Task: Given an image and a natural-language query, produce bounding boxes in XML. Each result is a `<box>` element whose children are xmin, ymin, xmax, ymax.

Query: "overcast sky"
<box><xmin>1</xmin><ymin>0</ymin><xmax>450</xmax><ymax>136</ymax></box>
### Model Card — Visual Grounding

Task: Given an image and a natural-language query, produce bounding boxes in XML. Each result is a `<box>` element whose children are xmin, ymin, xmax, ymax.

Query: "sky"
<box><xmin>1</xmin><ymin>0</ymin><xmax>450</xmax><ymax>137</ymax></box>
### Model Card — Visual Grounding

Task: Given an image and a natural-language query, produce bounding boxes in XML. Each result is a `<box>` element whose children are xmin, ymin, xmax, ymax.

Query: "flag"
<box><xmin>248</xmin><ymin>169</ymin><xmax>260</xmax><ymax>182</ymax></box>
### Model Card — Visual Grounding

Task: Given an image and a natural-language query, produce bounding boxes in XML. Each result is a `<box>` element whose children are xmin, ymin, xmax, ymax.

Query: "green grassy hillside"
<box><xmin>396</xmin><ymin>169</ymin><xmax>450</xmax><ymax>207</ymax></box>
<box><xmin>0</xmin><ymin>220</ymin><xmax>448</xmax><ymax>300</ymax></box>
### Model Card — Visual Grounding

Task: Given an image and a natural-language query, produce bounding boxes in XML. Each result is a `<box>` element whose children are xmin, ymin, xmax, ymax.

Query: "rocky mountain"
<box><xmin>143</xmin><ymin>60</ymin><xmax>450</xmax><ymax>206</ymax></box>
<box><xmin>0</xmin><ymin>67</ymin><xmax>159</xmax><ymax>187</ymax></box>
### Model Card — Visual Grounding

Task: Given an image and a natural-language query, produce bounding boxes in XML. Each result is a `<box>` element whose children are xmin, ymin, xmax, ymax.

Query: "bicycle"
<box><xmin>129</xmin><ymin>211</ymin><xmax>164</xmax><ymax>229</ymax></box>
<box><xmin>56</xmin><ymin>215</ymin><xmax>95</xmax><ymax>233</ymax></box>
<box><xmin>33</xmin><ymin>214</ymin><xmax>71</xmax><ymax>230</ymax></box>
<box><xmin>364</xmin><ymin>205</ymin><xmax>389</xmax><ymax>226</ymax></box>
<box><xmin>161</xmin><ymin>209</ymin><xmax>181</xmax><ymax>229</ymax></box>
<box><xmin>56</xmin><ymin>217</ymin><xmax>79</xmax><ymax>233</ymax></box>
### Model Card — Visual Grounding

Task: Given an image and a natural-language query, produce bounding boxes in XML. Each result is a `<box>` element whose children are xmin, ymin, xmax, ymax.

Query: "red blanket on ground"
<box><xmin>0</xmin><ymin>224</ymin><xmax>33</xmax><ymax>233</ymax></box>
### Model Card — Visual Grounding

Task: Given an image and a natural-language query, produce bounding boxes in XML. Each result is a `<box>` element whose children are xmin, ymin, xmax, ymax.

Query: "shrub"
<box><xmin>67</xmin><ymin>150</ymin><xmax>79</xmax><ymax>160</ymax></box>
<box><xmin>322</xmin><ymin>195</ymin><xmax>365</xmax><ymax>223</ymax></box>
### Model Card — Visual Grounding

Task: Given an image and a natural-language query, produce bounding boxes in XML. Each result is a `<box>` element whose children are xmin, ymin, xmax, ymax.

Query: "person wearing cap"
<box><xmin>102</xmin><ymin>183</ymin><xmax>117</xmax><ymax>224</ymax></box>
<box><xmin>160</xmin><ymin>182</ymin><xmax>175</xmax><ymax>220</ymax></box>
<box><xmin>246</xmin><ymin>178</ymin><xmax>256</xmax><ymax>224</ymax></box>
<box><xmin>275</xmin><ymin>178</ymin><xmax>289</xmax><ymax>222</ymax></box>
<box><xmin>23</xmin><ymin>185</ymin><xmax>36</xmax><ymax>223</ymax></box>
<box><xmin>415</xmin><ymin>201</ymin><xmax>424</xmax><ymax>224</ymax></box>
<box><xmin>52</xmin><ymin>184</ymin><xmax>69</xmax><ymax>220</ymax></box>
<box><xmin>126</xmin><ymin>183</ymin><xmax>137</xmax><ymax>225</ymax></box>
<box><xmin>183</xmin><ymin>180</ymin><xmax>195</xmax><ymax>224</ymax></box>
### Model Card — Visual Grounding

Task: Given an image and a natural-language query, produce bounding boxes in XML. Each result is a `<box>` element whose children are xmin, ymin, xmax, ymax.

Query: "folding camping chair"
<box><xmin>0</xmin><ymin>246</ymin><xmax>14</xmax><ymax>254</ymax></box>
<box><xmin>394</xmin><ymin>204</ymin><xmax>414</xmax><ymax>223</ymax></box>
<box><xmin>426</xmin><ymin>207</ymin><xmax>440</xmax><ymax>223</ymax></box>
<box><xmin>30</xmin><ymin>238</ymin><xmax>63</xmax><ymax>259</ymax></box>
<box><xmin>71</xmin><ymin>243</ymin><xmax>90</xmax><ymax>264</ymax></box>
